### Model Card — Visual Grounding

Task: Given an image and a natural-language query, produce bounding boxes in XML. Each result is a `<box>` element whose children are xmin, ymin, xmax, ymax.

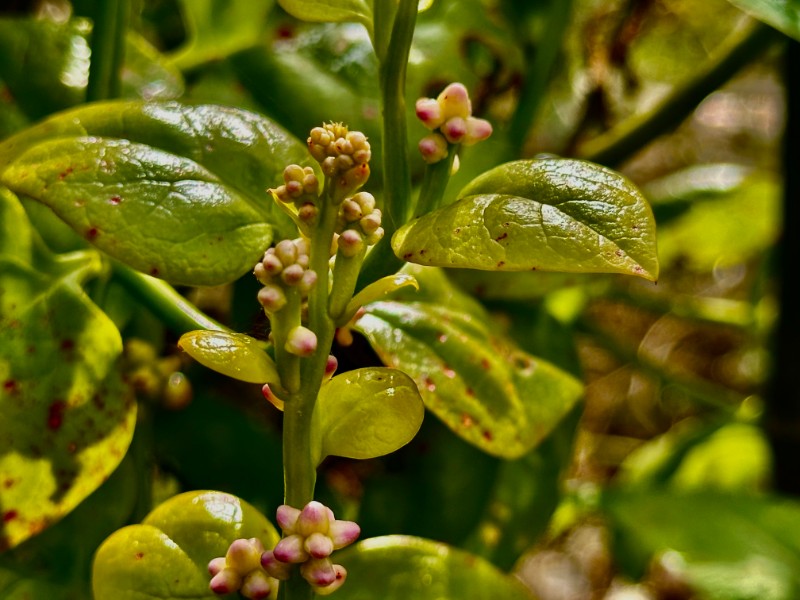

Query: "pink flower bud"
<box><xmin>253</xmin><ymin>262</ymin><xmax>268</xmax><ymax>285</ymax></box>
<box><xmin>285</xmin><ymin>180</ymin><xmax>303</xmax><ymax>197</ymax></box>
<box><xmin>208</xmin><ymin>556</ymin><xmax>227</xmax><ymax>576</ymax></box>
<box><xmin>273</xmin><ymin>534</ymin><xmax>309</xmax><ymax>563</ymax></box>
<box><xmin>437</xmin><ymin>82</ymin><xmax>472</xmax><ymax>119</ymax></box>
<box><xmin>261</xmin><ymin>550</ymin><xmax>292</xmax><ymax>580</ymax></box>
<box><xmin>276</xmin><ymin>504</ymin><xmax>300</xmax><ymax>533</ymax></box>
<box><xmin>338</xmin><ymin>229</ymin><xmax>364</xmax><ymax>258</ymax></box>
<box><xmin>324</xmin><ymin>355</ymin><xmax>338</xmax><ymax>379</ymax></box>
<box><xmin>352</xmin><ymin>192</ymin><xmax>376</xmax><ymax>213</ymax></box>
<box><xmin>226</xmin><ymin>538</ymin><xmax>264</xmax><ymax>574</ymax></box>
<box><xmin>280</xmin><ymin>264</ymin><xmax>305</xmax><ymax>286</ymax></box>
<box><xmin>210</xmin><ymin>567</ymin><xmax>242</xmax><ymax>595</ymax></box>
<box><xmin>463</xmin><ymin>117</ymin><xmax>493</xmax><ymax>146</ymax></box>
<box><xmin>262</xmin><ymin>252</ymin><xmax>283</xmax><ymax>275</ymax></box>
<box><xmin>305</xmin><ymin>532</ymin><xmax>334</xmax><ymax>559</ymax></box>
<box><xmin>360</xmin><ymin>211</ymin><xmax>382</xmax><ymax>235</ymax></box>
<box><xmin>241</xmin><ymin>570</ymin><xmax>273</xmax><ymax>599</ymax></box>
<box><xmin>257</xmin><ymin>285</ymin><xmax>287</xmax><ymax>313</ymax></box>
<box><xmin>353</xmin><ymin>148</ymin><xmax>371</xmax><ymax>164</ymax></box>
<box><xmin>418</xmin><ymin>133</ymin><xmax>449</xmax><ymax>164</ymax></box>
<box><xmin>415</xmin><ymin>97</ymin><xmax>444</xmax><ymax>129</ymax></box>
<box><xmin>329</xmin><ymin>519</ymin><xmax>361</xmax><ymax>549</ymax></box>
<box><xmin>297</xmin><ymin>501</ymin><xmax>332</xmax><ymax>536</ymax></box>
<box><xmin>341</xmin><ymin>198</ymin><xmax>362</xmax><ymax>222</ymax></box>
<box><xmin>299</xmin><ymin>269</ymin><xmax>318</xmax><ymax>295</ymax></box>
<box><xmin>298</xmin><ymin>202</ymin><xmax>318</xmax><ymax>225</ymax></box>
<box><xmin>313</xmin><ymin>565</ymin><xmax>347</xmax><ymax>596</ymax></box>
<box><xmin>303</xmin><ymin>173</ymin><xmax>319</xmax><ymax>194</ymax></box>
<box><xmin>274</xmin><ymin>240</ymin><xmax>298</xmax><ymax>266</ymax></box>
<box><xmin>441</xmin><ymin>117</ymin><xmax>468</xmax><ymax>144</ymax></box>
<box><xmin>300</xmin><ymin>557</ymin><xmax>337</xmax><ymax>587</ymax></box>
<box><xmin>261</xmin><ymin>384</ymin><xmax>285</xmax><ymax>411</ymax></box>
<box><xmin>285</xmin><ymin>326</ymin><xmax>317</xmax><ymax>357</ymax></box>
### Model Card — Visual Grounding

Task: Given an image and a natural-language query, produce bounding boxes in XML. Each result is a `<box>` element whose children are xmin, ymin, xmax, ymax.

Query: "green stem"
<box><xmin>413</xmin><ymin>147</ymin><xmax>459</xmax><ymax>219</ymax></box>
<box><xmin>111</xmin><ymin>263</ymin><xmax>227</xmax><ymax>334</ymax></box>
<box><xmin>272</xmin><ymin>287</ymin><xmax>302</xmax><ymax>395</ymax></box>
<box><xmin>508</xmin><ymin>0</ymin><xmax>573</xmax><ymax>153</ymax></box>
<box><xmin>356</xmin><ymin>0</ymin><xmax>418</xmax><ymax>290</ymax></box>
<box><xmin>86</xmin><ymin>0</ymin><xmax>129</xmax><ymax>102</ymax></box>
<box><xmin>579</xmin><ymin>20</ymin><xmax>780</xmax><ymax>166</ymax></box>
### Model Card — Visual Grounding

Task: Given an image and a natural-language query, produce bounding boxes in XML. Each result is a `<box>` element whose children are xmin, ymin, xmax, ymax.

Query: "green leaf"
<box><xmin>312</xmin><ymin>367</ymin><xmax>424</xmax><ymax>464</ymax></box>
<box><xmin>0</xmin><ymin>188</ymin><xmax>32</xmax><ymax>263</ymax></box>
<box><xmin>354</xmin><ymin>301</ymin><xmax>583</xmax><ymax>458</ymax></box>
<box><xmin>604</xmin><ymin>489</ymin><xmax>800</xmax><ymax>600</ymax></box>
<box><xmin>0</xmin><ymin>101</ymin><xmax>310</xmax><ymax>285</ymax></box>
<box><xmin>724</xmin><ymin>0</ymin><xmax>800</xmax><ymax>41</ymax></box>
<box><xmin>393</xmin><ymin>158</ymin><xmax>659</xmax><ymax>281</ymax></box>
<box><xmin>0</xmin><ymin>259</ymin><xmax>136</xmax><ymax>550</ymax></box>
<box><xmin>171</xmin><ymin>0</ymin><xmax>275</xmax><ymax>70</ymax></box>
<box><xmin>335</xmin><ymin>535</ymin><xmax>535</xmax><ymax>599</ymax></box>
<box><xmin>342</xmin><ymin>273</ymin><xmax>419</xmax><ymax>325</ymax></box>
<box><xmin>277</xmin><ymin>0</ymin><xmax>373</xmax><ymax>32</ymax></box>
<box><xmin>92</xmin><ymin>491</ymin><xmax>280</xmax><ymax>600</ymax></box>
<box><xmin>178</xmin><ymin>330</ymin><xmax>279</xmax><ymax>384</ymax></box>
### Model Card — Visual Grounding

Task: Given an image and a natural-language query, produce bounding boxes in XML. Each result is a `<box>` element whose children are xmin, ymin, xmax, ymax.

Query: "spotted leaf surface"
<box><xmin>0</xmin><ymin>260</ymin><xmax>136</xmax><ymax>550</ymax></box>
<box><xmin>393</xmin><ymin>158</ymin><xmax>659</xmax><ymax>281</ymax></box>
<box><xmin>0</xmin><ymin>101</ymin><xmax>311</xmax><ymax>285</ymax></box>
<box><xmin>335</xmin><ymin>535</ymin><xmax>535</xmax><ymax>600</ymax></box>
<box><xmin>354</xmin><ymin>301</ymin><xmax>583</xmax><ymax>458</ymax></box>
<box><xmin>92</xmin><ymin>491</ymin><xmax>279</xmax><ymax>600</ymax></box>
<box><xmin>312</xmin><ymin>367</ymin><xmax>424</xmax><ymax>464</ymax></box>
<box><xmin>179</xmin><ymin>330</ymin><xmax>279</xmax><ymax>384</ymax></box>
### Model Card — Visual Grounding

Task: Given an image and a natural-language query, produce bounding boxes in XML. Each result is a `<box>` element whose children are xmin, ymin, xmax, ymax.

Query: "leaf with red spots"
<box><xmin>311</xmin><ymin>367</ymin><xmax>424</xmax><ymax>465</ymax></box>
<box><xmin>334</xmin><ymin>535</ymin><xmax>534</xmax><ymax>599</ymax></box>
<box><xmin>92</xmin><ymin>491</ymin><xmax>279</xmax><ymax>600</ymax></box>
<box><xmin>354</xmin><ymin>300</ymin><xmax>582</xmax><ymax>458</ymax></box>
<box><xmin>0</xmin><ymin>258</ymin><xmax>136</xmax><ymax>550</ymax></box>
<box><xmin>0</xmin><ymin>101</ymin><xmax>313</xmax><ymax>286</ymax></box>
<box><xmin>392</xmin><ymin>158</ymin><xmax>659</xmax><ymax>281</ymax></box>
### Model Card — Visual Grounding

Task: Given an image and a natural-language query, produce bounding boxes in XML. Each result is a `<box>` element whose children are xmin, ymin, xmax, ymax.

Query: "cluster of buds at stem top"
<box><xmin>261</xmin><ymin>501</ymin><xmax>360</xmax><ymax>596</ymax></box>
<box><xmin>254</xmin><ymin>238</ymin><xmax>316</xmax><ymax>313</ymax></box>
<box><xmin>335</xmin><ymin>191</ymin><xmax>384</xmax><ymax>258</ymax></box>
<box><xmin>308</xmin><ymin>123</ymin><xmax>371</xmax><ymax>203</ymax></box>
<box><xmin>208</xmin><ymin>538</ymin><xmax>276</xmax><ymax>599</ymax></box>
<box><xmin>270</xmin><ymin>165</ymin><xmax>321</xmax><ymax>232</ymax></box>
<box><xmin>415</xmin><ymin>82</ymin><xmax>493</xmax><ymax>164</ymax></box>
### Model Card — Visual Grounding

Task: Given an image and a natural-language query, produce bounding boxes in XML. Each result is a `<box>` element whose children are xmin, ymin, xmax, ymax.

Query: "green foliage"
<box><xmin>179</xmin><ymin>331</ymin><xmax>279</xmax><ymax>384</ymax></box>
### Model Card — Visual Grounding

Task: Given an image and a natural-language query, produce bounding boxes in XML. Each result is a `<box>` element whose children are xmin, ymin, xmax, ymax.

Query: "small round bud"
<box><xmin>208</xmin><ymin>556</ymin><xmax>227</xmax><ymax>576</ymax></box>
<box><xmin>258</xmin><ymin>285</ymin><xmax>288</xmax><ymax>313</ymax></box>
<box><xmin>415</xmin><ymin>97</ymin><xmax>444</xmax><ymax>129</ymax></box>
<box><xmin>261</xmin><ymin>550</ymin><xmax>292</xmax><ymax>580</ymax></box>
<box><xmin>437</xmin><ymin>82</ymin><xmax>472</xmax><ymax>120</ymax></box>
<box><xmin>253</xmin><ymin>262</ymin><xmax>268</xmax><ymax>285</ymax></box>
<box><xmin>273</xmin><ymin>534</ymin><xmax>309</xmax><ymax>563</ymax></box>
<box><xmin>299</xmin><ymin>269</ymin><xmax>318</xmax><ymax>294</ymax></box>
<box><xmin>283</xmin><ymin>164</ymin><xmax>305</xmax><ymax>183</ymax></box>
<box><xmin>346</xmin><ymin>130</ymin><xmax>367</xmax><ymax>147</ymax></box>
<box><xmin>285</xmin><ymin>326</ymin><xmax>317</xmax><ymax>357</ymax></box>
<box><xmin>441</xmin><ymin>116</ymin><xmax>468</xmax><ymax>144</ymax></box>
<box><xmin>226</xmin><ymin>538</ymin><xmax>264</xmax><ymax>574</ymax></box>
<box><xmin>463</xmin><ymin>116</ymin><xmax>493</xmax><ymax>146</ymax></box>
<box><xmin>281</xmin><ymin>263</ymin><xmax>305</xmax><ymax>286</ymax></box>
<box><xmin>324</xmin><ymin>355</ymin><xmax>338</xmax><ymax>380</ymax></box>
<box><xmin>360</xmin><ymin>210</ymin><xmax>382</xmax><ymax>235</ymax></box>
<box><xmin>274</xmin><ymin>240</ymin><xmax>298</xmax><ymax>266</ymax></box>
<box><xmin>313</xmin><ymin>565</ymin><xmax>347</xmax><ymax>596</ymax></box>
<box><xmin>352</xmin><ymin>192</ymin><xmax>376</xmax><ymax>213</ymax></box>
<box><xmin>353</xmin><ymin>148</ymin><xmax>371</xmax><ymax>164</ymax></box>
<box><xmin>302</xmin><ymin>173</ymin><xmax>319</xmax><ymax>194</ymax></box>
<box><xmin>419</xmin><ymin>133</ymin><xmax>449</xmax><ymax>164</ymax></box>
<box><xmin>301</xmin><ymin>558</ymin><xmax>337</xmax><ymax>587</ymax></box>
<box><xmin>298</xmin><ymin>202</ymin><xmax>318</xmax><ymax>225</ymax></box>
<box><xmin>276</xmin><ymin>504</ymin><xmax>301</xmax><ymax>534</ymax></box>
<box><xmin>210</xmin><ymin>568</ymin><xmax>242</xmax><ymax>595</ymax></box>
<box><xmin>241</xmin><ymin>570</ymin><xmax>273</xmax><ymax>600</ymax></box>
<box><xmin>305</xmin><ymin>532</ymin><xmax>334</xmax><ymax>559</ymax></box>
<box><xmin>365</xmin><ymin>227</ymin><xmax>385</xmax><ymax>246</ymax></box>
<box><xmin>262</xmin><ymin>252</ymin><xmax>284</xmax><ymax>275</ymax></box>
<box><xmin>285</xmin><ymin>180</ymin><xmax>303</xmax><ymax>197</ymax></box>
<box><xmin>329</xmin><ymin>520</ymin><xmax>361</xmax><ymax>550</ymax></box>
<box><xmin>341</xmin><ymin>198</ymin><xmax>362</xmax><ymax>222</ymax></box>
<box><xmin>322</xmin><ymin>156</ymin><xmax>338</xmax><ymax>177</ymax></box>
<box><xmin>334</xmin><ymin>154</ymin><xmax>354</xmax><ymax>171</ymax></box>
<box><xmin>338</xmin><ymin>229</ymin><xmax>364</xmax><ymax>258</ymax></box>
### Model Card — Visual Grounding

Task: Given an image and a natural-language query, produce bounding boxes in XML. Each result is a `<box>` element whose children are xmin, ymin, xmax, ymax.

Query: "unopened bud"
<box><xmin>338</xmin><ymin>229</ymin><xmax>364</xmax><ymax>257</ymax></box>
<box><xmin>416</xmin><ymin>97</ymin><xmax>444</xmax><ymax>129</ymax></box>
<box><xmin>273</xmin><ymin>534</ymin><xmax>309</xmax><ymax>563</ymax></box>
<box><xmin>299</xmin><ymin>269</ymin><xmax>318</xmax><ymax>294</ymax></box>
<box><xmin>303</xmin><ymin>173</ymin><xmax>319</xmax><ymax>194</ymax></box>
<box><xmin>274</xmin><ymin>240</ymin><xmax>298</xmax><ymax>266</ymax></box>
<box><xmin>463</xmin><ymin>117</ymin><xmax>493</xmax><ymax>146</ymax></box>
<box><xmin>208</xmin><ymin>557</ymin><xmax>227</xmax><ymax>576</ymax></box>
<box><xmin>341</xmin><ymin>198</ymin><xmax>362</xmax><ymax>222</ymax></box>
<box><xmin>419</xmin><ymin>133</ymin><xmax>449</xmax><ymax>164</ymax></box>
<box><xmin>280</xmin><ymin>264</ymin><xmax>305</xmax><ymax>286</ymax></box>
<box><xmin>258</xmin><ymin>285</ymin><xmax>287</xmax><ymax>313</ymax></box>
<box><xmin>297</xmin><ymin>501</ymin><xmax>333</xmax><ymax>536</ymax></box>
<box><xmin>283</xmin><ymin>164</ymin><xmax>305</xmax><ymax>183</ymax></box>
<box><xmin>241</xmin><ymin>570</ymin><xmax>273</xmax><ymax>600</ymax></box>
<box><xmin>352</xmin><ymin>191</ymin><xmax>376</xmax><ymax>213</ymax></box>
<box><xmin>314</xmin><ymin>565</ymin><xmax>347</xmax><ymax>596</ymax></box>
<box><xmin>210</xmin><ymin>568</ymin><xmax>242</xmax><ymax>595</ymax></box>
<box><xmin>437</xmin><ymin>82</ymin><xmax>472</xmax><ymax>120</ymax></box>
<box><xmin>226</xmin><ymin>538</ymin><xmax>265</xmax><ymax>574</ymax></box>
<box><xmin>262</xmin><ymin>252</ymin><xmax>283</xmax><ymax>275</ymax></box>
<box><xmin>441</xmin><ymin>117</ymin><xmax>468</xmax><ymax>144</ymax></box>
<box><xmin>261</xmin><ymin>550</ymin><xmax>292</xmax><ymax>580</ymax></box>
<box><xmin>285</xmin><ymin>326</ymin><xmax>317</xmax><ymax>357</ymax></box>
<box><xmin>360</xmin><ymin>210</ymin><xmax>382</xmax><ymax>234</ymax></box>
<box><xmin>365</xmin><ymin>227</ymin><xmax>385</xmax><ymax>246</ymax></box>
<box><xmin>324</xmin><ymin>355</ymin><xmax>338</xmax><ymax>380</ymax></box>
<box><xmin>305</xmin><ymin>532</ymin><xmax>334</xmax><ymax>559</ymax></box>
<box><xmin>301</xmin><ymin>558</ymin><xmax>337</xmax><ymax>587</ymax></box>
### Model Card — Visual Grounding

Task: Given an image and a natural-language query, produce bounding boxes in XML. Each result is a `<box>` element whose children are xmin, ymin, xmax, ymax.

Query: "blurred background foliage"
<box><xmin>0</xmin><ymin>0</ymin><xmax>796</xmax><ymax>598</ymax></box>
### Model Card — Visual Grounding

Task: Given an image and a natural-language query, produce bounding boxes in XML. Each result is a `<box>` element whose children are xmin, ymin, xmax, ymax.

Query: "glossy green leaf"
<box><xmin>123</xmin><ymin>33</ymin><xmax>185</xmax><ymax>100</ymax></box>
<box><xmin>277</xmin><ymin>0</ymin><xmax>372</xmax><ymax>32</ymax></box>
<box><xmin>354</xmin><ymin>301</ymin><xmax>583</xmax><ymax>458</ymax></box>
<box><xmin>0</xmin><ymin>188</ymin><xmax>32</xmax><ymax>263</ymax></box>
<box><xmin>92</xmin><ymin>491</ymin><xmax>280</xmax><ymax>600</ymax></box>
<box><xmin>342</xmin><ymin>273</ymin><xmax>419</xmax><ymax>324</ymax></box>
<box><xmin>171</xmin><ymin>0</ymin><xmax>274</xmax><ymax>70</ymax></box>
<box><xmin>0</xmin><ymin>259</ymin><xmax>136</xmax><ymax>550</ymax></box>
<box><xmin>0</xmin><ymin>101</ymin><xmax>310</xmax><ymax>285</ymax></box>
<box><xmin>0</xmin><ymin>455</ymin><xmax>137</xmax><ymax>599</ymax></box>
<box><xmin>178</xmin><ymin>330</ymin><xmax>278</xmax><ymax>384</ymax></box>
<box><xmin>335</xmin><ymin>535</ymin><xmax>535</xmax><ymax>599</ymax></box>
<box><xmin>393</xmin><ymin>158</ymin><xmax>659</xmax><ymax>281</ymax></box>
<box><xmin>604</xmin><ymin>489</ymin><xmax>800</xmax><ymax>599</ymax></box>
<box><xmin>724</xmin><ymin>0</ymin><xmax>800</xmax><ymax>41</ymax></box>
<box><xmin>312</xmin><ymin>368</ymin><xmax>424</xmax><ymax>464</ymax></box>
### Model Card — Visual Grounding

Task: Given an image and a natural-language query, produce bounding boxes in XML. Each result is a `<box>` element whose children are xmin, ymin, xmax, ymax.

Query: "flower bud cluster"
<box><xmin>260</xmin><ymin>501</ymin><xmax>360</xmax><ymax>596</ymax></box>
<box><xmin>308</xmin><ymin>123</ymin><xmax>371</xmax><ymax>202</ymax></box>
<box><xmin>271</xmin><ymin>165</ymin><xmax>321</xmax><ymax>228</ymax></box>
<box><xmin>254</xmin><ymin>238</ymin><xmax>317</xmax><ymax>313</ymax></box>
<box><xmin>208</xmin><ymin>538</ymin><xmax>276</xmax><ymax>599</ymax></box>
<box><xmin>335</xmin><ymin>191</ymin><xmax>385</xmax><ymax>258</ymax></box>
<box><xmin>415</xmin><ymin>82</ymin><xmax>493</xmax><ymax>163</ymax></box>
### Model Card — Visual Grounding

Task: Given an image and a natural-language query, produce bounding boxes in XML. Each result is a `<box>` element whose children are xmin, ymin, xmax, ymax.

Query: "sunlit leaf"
<box><xmin>354</xmin><ymin>301</ymin><xmax>583</xmax><ymax>458</ymax></box>
<box><xmin>0</xmin><ymin>259</ymin><xmax>136</xmax><ymax>550</ymax></box>
<box><xmin>724</xmin><ymin>0</ymin><xmax>800</xmax><ymax>41</ymax></box>
<box><xmin>0</xmin><ymin>188</ymin><xmax>32</xmax><ymax>263</ymax></box>
<box><xmin>178</xmin><ymin>330</ymin><xmax>278</xmax><ymax>384</ymax></box>
<box><xmin>393</xmin><ymin>158</ymin><xmax>659</xmax><ymax>281</ymax></box>
<box><xmin>277</xmin><ymin>0</ymin><xmax>372</xmax><ymax>32</ymax></box>
<box><xmin>335</xmin><ymin>535</ymin><xmax>535</xmax><ymax>599</ymax></box>
<box><xmin>0</xmin><ymin>101</ymin><xmax>310</xmax><ymax>285</ymax></box>
<box><xmin>342</xmin><ymin>273</ymin><xmax>419</xmax><ymax>324</ymax></box>
<box><xmin>312</xmin><ymin>367</ymin><xmax>424</xmax><ymax>464</ymax></box>
<box><xmin>92</xmin><ymin>491</ymin><xmax>279</xmax><ymax>600</ymax></box>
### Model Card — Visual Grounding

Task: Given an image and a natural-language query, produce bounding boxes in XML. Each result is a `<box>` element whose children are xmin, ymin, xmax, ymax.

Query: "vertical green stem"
<box><xmin>413</xmin><ymin>147</ymin><xmax>459</xmax><ymax>218</ymax></box>
<box><xmin>356</xmin><ymin>0</ymin><xmax>418</xmax><ymax>290</ymax></box>
<box><xmin>86</xmin><ymin>0</ymin><xmax>129</xmax><ymax>102</ymax></box>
